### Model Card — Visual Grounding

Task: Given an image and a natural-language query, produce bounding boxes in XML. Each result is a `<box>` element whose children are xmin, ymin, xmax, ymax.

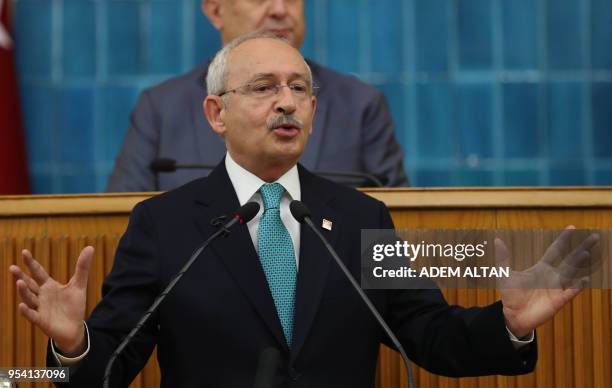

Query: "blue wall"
<box><xmin>14</xmin><ymin>0</ymin><xmax>612</xmax><ymax>193</ymax></box>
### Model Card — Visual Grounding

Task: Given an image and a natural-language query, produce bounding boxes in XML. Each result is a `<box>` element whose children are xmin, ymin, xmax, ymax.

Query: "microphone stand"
<box><xmin>291</xmin><ymin>201</ymin><xmax>414</xmax><ymax>388</ymax></box>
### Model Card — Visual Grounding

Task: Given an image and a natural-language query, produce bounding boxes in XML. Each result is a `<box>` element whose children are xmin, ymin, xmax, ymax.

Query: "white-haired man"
<box><xmin>12</xmin><ymin>34</ymin><xmax>597</xmax><ymax>387</ymax></box>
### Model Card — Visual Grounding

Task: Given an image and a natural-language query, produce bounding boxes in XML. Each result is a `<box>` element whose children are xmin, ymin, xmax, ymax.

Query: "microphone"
<box><xmin>102</xmin><ymin>202</ymin><xmax>260</xmax><ymax>388</ymax></box>
<box><xmin>149</xmin><ymin>158</ymin><xmax>216</xmax><ymax>173</ymax></box>
<box><xmin>253</xmin><ymin>348</ymin><xmax>282</xmax><ymax>388</ymax></box>
<box><xmin>150</xmin><ymin>158</ymin><xmax>385</xmax><ymax>188</ymax></box>
<box><xmin>289</xmin><ymin>201</ymin><xmax>414</xmax><ymax>388</ymax></box>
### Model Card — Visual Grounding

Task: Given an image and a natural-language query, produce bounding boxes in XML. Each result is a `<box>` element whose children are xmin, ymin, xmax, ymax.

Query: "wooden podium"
<box><xmin>1</xmin><ymin>188</ymin><xmax>611</xmax><ymax>388</ymax></box>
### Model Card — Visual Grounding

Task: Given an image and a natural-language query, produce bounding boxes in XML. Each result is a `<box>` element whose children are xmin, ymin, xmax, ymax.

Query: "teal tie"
<box><xmin>258</xmin><ymin>183</ymin><xmax>297</xmax><ymax>346</ymax></box>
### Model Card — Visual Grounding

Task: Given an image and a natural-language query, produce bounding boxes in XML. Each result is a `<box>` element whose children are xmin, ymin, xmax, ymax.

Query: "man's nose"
<box><xmin>275</xmin><ymin>86</ymin><xmax>297</xmax><ymax>115</ymax></box>
<box><xmin>268</xmin><ymin>0</ymin><xmax>288</xmax><ymax>18</ymax></box>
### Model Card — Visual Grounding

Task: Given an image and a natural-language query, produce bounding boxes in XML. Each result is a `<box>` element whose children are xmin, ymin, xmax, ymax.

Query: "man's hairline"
<box><xmin>207</xmin><ymin>32</ymin><xmax>313</xmax><ymax>96</ymax></box>
<box><xmin>225</xmin><ymin>37</ymin><xmax>310</xmax><ymax>84</ymax></box>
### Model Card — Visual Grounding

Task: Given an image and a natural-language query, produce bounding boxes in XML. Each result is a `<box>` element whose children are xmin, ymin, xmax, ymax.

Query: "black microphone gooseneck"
<box><xmin>102</xmin><ymin>202</ymin><xmax>260</xmax><ymax>388</ymax></box>
<box><xmin>289</xmin><ymin>200</ymin><xmax>414</xmax><ymax>388</ymax></box>
<box><xmin>149</xmin><ymin>158</ymin><xmax>217</xmax><ymax>173</ymax></box>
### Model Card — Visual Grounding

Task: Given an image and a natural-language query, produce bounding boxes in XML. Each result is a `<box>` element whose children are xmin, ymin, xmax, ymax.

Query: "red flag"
<box><xmin>0</xmin><ymin>0</ymin><xmax>30</xmax><ymax>194</ymax></box>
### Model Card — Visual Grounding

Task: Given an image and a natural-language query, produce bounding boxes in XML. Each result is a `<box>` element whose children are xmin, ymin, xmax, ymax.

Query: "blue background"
<box><xmin>13</xmin><ymin>0</ymin><xmax>612</xmax><ymax>193</ymax></box>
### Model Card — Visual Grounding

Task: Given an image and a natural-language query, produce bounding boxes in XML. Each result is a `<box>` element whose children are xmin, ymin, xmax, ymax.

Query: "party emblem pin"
<box><xmin>322</xmin><ymin>219</ymin><xmax>333</xmax><ymax>231</ymax></box>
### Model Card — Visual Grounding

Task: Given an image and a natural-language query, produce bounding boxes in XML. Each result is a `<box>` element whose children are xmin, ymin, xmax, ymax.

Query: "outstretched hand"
<box><xmin>497</xmin><ymin>227</ymin><xmax>599</xmax><ymax>338</ymax></box>
<box><xmin>9</xmin><ymin>246</ymin><xmax>94</xmax><ymax>355</ymax></box>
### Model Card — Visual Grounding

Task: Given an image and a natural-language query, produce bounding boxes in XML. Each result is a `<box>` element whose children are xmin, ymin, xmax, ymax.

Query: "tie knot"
<box><xmin>260</xmin><ymin>183</ymin><xmax>285</xmax><ymax>210</ymax></box>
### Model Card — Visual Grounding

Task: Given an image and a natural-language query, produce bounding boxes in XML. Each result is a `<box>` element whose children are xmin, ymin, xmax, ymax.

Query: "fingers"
<box><xmin>560</xmin><ymin>276</ymin><xmax>589</xmax><ymax>302</ymax></box>
<box><xmin>18</xmin><ymin>302</ymin><xmax>41</xmax><ymax>326</ymax></box>
<box><xmin>16</xmin><ymin>279</ymin><xmax>39</xmax><ymax>309</ymax></box>
<box><xmin>555</xmin><ymin>233</ymin><xmax>600</xmax><ymax>282</ymax></box>
<box><xmin>569</xmin><ymin>275</ymin><xmax>590</xmax><ymax>289</ymax></box>
<box><xmin>9</xmin><ymin>264</ymin><xmax>41</xmax><ymax>294</ymax></box>
<box><xmin>495</xmin><ymin>238</ymin><xmax>513</xmax><ymax>289</ymax></box>
<box><xmin>567</xmin><ymin>233</ymin><xmax>600</xmax><ymax>264</ymax></box>
<box><xmin>494</xmin><ymin>238</ymin><xmax>511</xmax><ymax>267</ymax></box>
<box><xmin>22</xmin><ymin>249</ymin><xmax>50</xmax><ymax>284</ymax></box>
<box><xmin>541</xmin><ymin>226</ymin><xmax>576</xmax><ymax>264</ymax></box>
<box><xmin>580</xmin><ymin>232</ymin><xmax>600</xmax><ymax>251</ymax></box>
<box><xmin>72</xmin><ymin>246</ymin><xmax>94</xmax><ymax>290</ymax></box>
<box><xmin>556</xmin><ymin>251</ymin><xmax>590</xmax><ymax>283</ymax></box>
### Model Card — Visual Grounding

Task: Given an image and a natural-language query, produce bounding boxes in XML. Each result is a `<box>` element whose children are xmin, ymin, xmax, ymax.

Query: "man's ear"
<box><xmin>309</xmin><ymin>95</ymin><xmax>317</xmax><ymax>135</ymax></box>
<box><xmin>203</xmin><ymin>95</ymin><xmax>226</xmax><ymax>136</ymax></box>
<box><xmin>202</xmin><ymin>0</ymin><xmax>223</xmax><ymax>30</ymax></box>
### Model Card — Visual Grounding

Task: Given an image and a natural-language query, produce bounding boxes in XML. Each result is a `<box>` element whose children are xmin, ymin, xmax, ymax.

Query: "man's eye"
<box><xmin>290</xmin><ymin>83</ymin><xmax>308</xmax><ymax>93</ymax></box>
<box><xmin>251</xmin><ymin>83</ymin><xmax>275</xmax><ymax>93</ymax></box>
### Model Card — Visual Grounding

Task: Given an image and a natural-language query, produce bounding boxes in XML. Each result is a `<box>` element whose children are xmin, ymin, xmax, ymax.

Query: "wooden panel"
<box><xmin>1</xmin><ymin>189</ymin><xmax>611</xmax><ymax>388</ymax></box>
<box><xmin>495</xmin><ymin>208</ymin><xmax>612</xmax><ymax>388</ymax></box>
<box><xmin>0</xmin><ymin>235</ymin><xmax>160</xmax><ymax>388</ymax></box>
<box><xmin>0</xmin><ymin>193</ymin><xmax>150</xmax><ymax>216</ymax></box>
<box><xmin>0</xmin><ymin>238</ymin><xmax>16</xmax><ymax>368</ymax></box>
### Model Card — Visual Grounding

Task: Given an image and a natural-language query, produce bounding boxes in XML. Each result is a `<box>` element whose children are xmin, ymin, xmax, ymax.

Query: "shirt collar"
<box><xmin>225</xmin><ymin>152</ymin><xmax>301</xmax><ymax>204</ymax></box>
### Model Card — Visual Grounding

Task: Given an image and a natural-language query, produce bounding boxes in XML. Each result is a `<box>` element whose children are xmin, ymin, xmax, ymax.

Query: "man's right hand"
<box><xmin>9</xmin><ymin>246</ymin><xmax>94</xmax><ymax>356</ymax></box>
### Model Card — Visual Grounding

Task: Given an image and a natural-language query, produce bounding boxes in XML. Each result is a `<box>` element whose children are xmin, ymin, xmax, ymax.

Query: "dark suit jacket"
<box><xmin>53</xmin><ymin>162</ymin><xmax>535</xmax><ymax>387</ymax></box>
<box><xmin>105</xmin><ymin>60</ymin><xmax>409</xmax><ymax>191</ymax></box>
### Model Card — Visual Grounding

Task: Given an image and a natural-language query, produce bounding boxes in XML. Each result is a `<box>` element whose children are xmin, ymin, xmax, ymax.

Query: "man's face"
<box><xmin>205</xmin><ymin>0</ymin><xmax>305</xmax><ymax>48</ymax></box>
<box><xmin>210</xmin><ymin>38</ymin><xmax>316</xmax><ymax>179</ymax></box>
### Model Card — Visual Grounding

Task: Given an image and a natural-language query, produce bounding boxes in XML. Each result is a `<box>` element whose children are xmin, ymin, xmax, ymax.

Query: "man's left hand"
<box><xmin>496</xmin><ymin>227</ymin><xmax>599</xmax><ymax>338</ymax></box>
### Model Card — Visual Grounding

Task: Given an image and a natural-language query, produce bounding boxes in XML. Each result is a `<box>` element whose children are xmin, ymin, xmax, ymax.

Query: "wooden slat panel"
<box><xmin>573</xmin><ymin>292</ymin><xmax>593</xmax><ymax>387</ymax></box>
<box><xmin>33</xmin><ymin>238</ymin><xmax>51</xmax><ymax>388</ymax></box>
<box><xmin>534</xmin><ymin>304</ymin><xmax>554</xmax><ymax>388</ymax></box>
<box><xmin>496</xmin><ymin>208</ymin><xmax>612</xmax><ymax>388</ymax></box>
<box><xmin>87</xmin><ymin>236</ymin><xmax>106</xmax><ymax>314</ymax></box>
<box><xmin>0</xmin><ymin>217</ymin><xmax>47</xmax><ymax>238</ymax></box>
<box><xmin>140</xmin><ymin>348</ymin><xmax>160</xmax><ymax>388</ymax></box>
<box><xmin>15</xmin><ymin>238</ymin><xmax>34</xmax><ymax>369</ymax></box>
<box><xmin>14</xmin><ymin>238</ymin><xmax>35</xmax><ymax>388</ymax></box>
<box><xmin>457</xmin><ymin>288</ymin><xmax>477</xmax><ymax>388</ymax></box>
<box><xmin>476</xmin><ymin>289</ymin><xmax>496</xmax><ymax>388</ymax></box>
<box><xmin>368</xmin><ymin>187</ymin><xmax>612</xmax><ymax>209</ymax></box>
<box><xmin>591</xmin><ymin>289</ymin><xmax>612</xmax><ymax>388</ymax></box>
<box><xmin>0</xmin><ymin>237</ymin><xmax>16</xmax><ymax>368</ymax></box>
<box><xmin>1</xmin><ymin>191</ymin><xmax>611</xmax><ymax>388</ymax></box>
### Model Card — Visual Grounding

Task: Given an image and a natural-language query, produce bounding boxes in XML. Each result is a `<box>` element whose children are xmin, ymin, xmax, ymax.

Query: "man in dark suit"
<box><xmin>106</xmin><ymin>0</ymin><xmax>409</xmax><ymax>191</ymax></box>
<box><xmin>10</xmin><ymin>33</ymin><xmax>592</xmax><ymax>387</ymax></box>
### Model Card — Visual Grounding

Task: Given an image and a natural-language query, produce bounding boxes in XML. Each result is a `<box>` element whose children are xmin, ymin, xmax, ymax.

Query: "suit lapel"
<box><xmin>193</xmin><ymin>162</ymin><xmax>288</xmax><ymax>350</ymax></box>
<box><xmin>290</xmin><ymin>166</ymin><xmax>341</xmax><ymax>361</ymax></box>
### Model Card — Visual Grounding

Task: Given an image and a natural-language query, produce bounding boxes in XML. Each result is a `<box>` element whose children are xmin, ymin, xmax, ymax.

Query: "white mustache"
<box><xmin>267</xmin><ymin>115</ymin><xmax>304</xmax><ymax>130</ymax></box>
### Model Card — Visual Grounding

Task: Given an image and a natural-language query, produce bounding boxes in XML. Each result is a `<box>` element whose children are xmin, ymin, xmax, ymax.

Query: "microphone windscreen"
<box><xmin>149</xmin><ymin>158</ymin><xmax>177</xmax><ymax>172</ymax></box>
<box><xmin>289</xmin><ymin>200</ymin><xmax>311</xmax><ymax>223</ymax></box>
<box><xmin>236</xmin><ymin>202</ymin><xmax>260</xmax><ymax>224</ymax></box>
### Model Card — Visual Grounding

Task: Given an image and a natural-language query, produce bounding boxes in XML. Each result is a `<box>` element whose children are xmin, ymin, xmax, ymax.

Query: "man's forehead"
<box><xmin>230</xmin><ymin>38</ymin><xmax>302</xmax><ymax>61</ymax></box>
<box><xmin>248</xmin><ymin>71</ymin><xmax>310</xmax><ymax>81</ymax></box>
<box><xmin>227</xmin><ymin>38</ymin><xmax>308</xmax><ymax>79</ymax></box>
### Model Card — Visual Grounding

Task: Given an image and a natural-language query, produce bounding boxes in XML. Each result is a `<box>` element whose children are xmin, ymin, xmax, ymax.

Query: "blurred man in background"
<box><xmin>106</xmin><ymin>0</ymin><xmax>408</xmax><ymax>191</ymax></box>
